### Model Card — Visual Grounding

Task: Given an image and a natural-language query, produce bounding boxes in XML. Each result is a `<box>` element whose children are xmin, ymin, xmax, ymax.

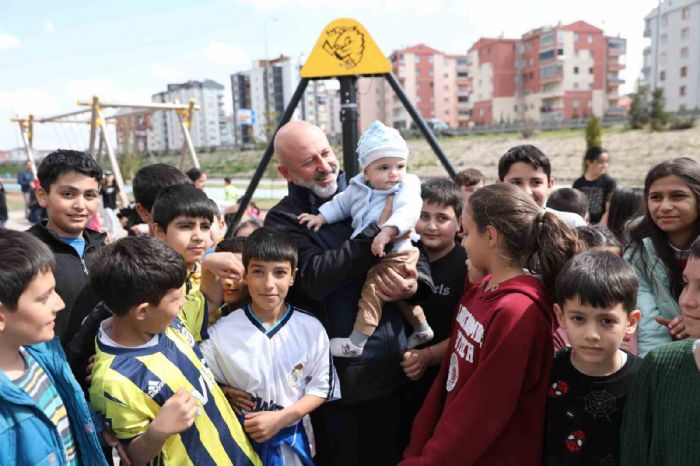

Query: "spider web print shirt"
<box><xmin>543</xmin><ymin>347</ymin><xmax>642</xmax><ymax>466</ymax></box>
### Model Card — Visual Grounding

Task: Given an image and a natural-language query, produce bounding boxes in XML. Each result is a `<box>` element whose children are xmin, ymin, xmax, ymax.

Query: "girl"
<box><xmin>573</xmin><ymin>146</ymin><xmax>616</xmax><ymax>224</ymax></box>
<box><xmin>606</xmin><ymin>187</ymin><xmax>644</xmax><ymax>246</ymax></box>
<box><xmin>401</xmin><ymin>183</ymin><xmax>579</xmax><ymax>466</ymax></box>
<box><xmin>625</xmin><ymin>157</ymin><xmax>700</xmax><ymax>356</ymax></box>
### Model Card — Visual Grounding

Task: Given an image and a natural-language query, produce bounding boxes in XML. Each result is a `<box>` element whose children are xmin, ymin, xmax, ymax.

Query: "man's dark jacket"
<box><xmin>264</xmin><ymin>173</ymin><xmax>433</xmax><ymax>404</ymax></box>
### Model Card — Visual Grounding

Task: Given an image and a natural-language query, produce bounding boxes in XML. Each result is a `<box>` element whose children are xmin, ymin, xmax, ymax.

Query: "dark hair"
<box><xmin>132</xmin><ymin>164</ymin><xmax>190</xmax><ymax>211</ymax></box>
<box><xmin>607</xmin><ymin>187</ymin><xmax>644</xmax><ymax>244</ymax></box>
<box><xmin>691</xmin><ymin>236</ymin><xmax>700</xmax><ymax>260</ymax></box>
<box><xmin>224</xmin><ymin>177</ymin><xmax>232</xmax><ymax>184</ymax></box>
<box><xmin>627</xmin><ymin>157</ymin><xmax>700</xmax><ymax>299</ymax></box>
<box><xmin>37</xmin><ymin>149</ymin><xmax>102</xmax><ymax>192</ymax></box>
<box><xmin>233</xmin><ymin>218</ymin><xmax>263</xmax><ymax>237</ymax></box>
<box><xmin>497</xmin><ymin>144</ymin><xmax>551</xmax><ymax>181</ymax></box>
<box><xmin>152</xmin><ymin>184</ymin><xmax>217</xmax><ymax>232</ymax></box>
<box><xmin>454</xmin><ymin>168</ymin><xmax>485</xmax><ymax>188</ymax></box>
<box><xmin>555</xmin><ymin>250</ymin><xmax>638</xmax><ymax>312</ymax></box>
<box><xmin>243</xmin><ymin>228</ymin><xmax>298</xmax><ymax>270</ymax></box>
<box><xmin>0</xmin><ymin>229</ymin><xmax>55</xmax><ymax>309</ymax></box>
<box><xmin>576</xmin><ymin>225</ymin><xmax>622</xmax><ymax>252</ymax></box>
<box><xmin>582</xmin><ymin>146</ymin><xmax>608</xmax><ymax>174</ymax></box>
<box><xmin>421</xmin><ymin>177</ymin><xmax>463</xmax><ymax>217</ymax></box>
<box><xmin>216</xmin><ymin>237</ymin><xmax>247</xmax><ymax>254</ymax></box>
<box><xmin>186</xmin><ymin>168</ymin><xmax>203</xmax><ymax>183</ymax></box>
<box><xmin>547</xmin><ymin>188</ymin><xmax>589</xmax><ymax>218</ymax></box>
<box><xmin>468</xmin><ymin>183</ymin><xmax>579</xmax><ymax>292</ymax></box>
<box><xmin>90</xmin><ymin>236</ymin><xmax>187</xmax><ymax>315</ymax></box>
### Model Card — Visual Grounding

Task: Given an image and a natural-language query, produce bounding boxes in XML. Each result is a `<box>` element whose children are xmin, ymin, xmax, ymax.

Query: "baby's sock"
<box><xmin>330</xmin><ymin>331</ymin><xmax>370</xmax><ymax>358</ymax></box>
<box><xmin>407</xmin><ymin>321</ymin><xmax>434</xmax><ymax>349</ymax></box>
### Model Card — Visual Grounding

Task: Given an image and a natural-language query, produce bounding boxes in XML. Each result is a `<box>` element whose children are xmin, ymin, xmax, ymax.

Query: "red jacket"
<box><xmin>402</xmin><ymin>274</ymin><xmax>554</xmax><ymax>466</ymax></box>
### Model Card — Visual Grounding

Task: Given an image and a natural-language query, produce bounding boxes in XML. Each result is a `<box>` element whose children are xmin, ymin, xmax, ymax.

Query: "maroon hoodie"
<box><xmin>401</xmin><ymin>274</ymin><xmax>554</xmax><ymax>466</ymax></box>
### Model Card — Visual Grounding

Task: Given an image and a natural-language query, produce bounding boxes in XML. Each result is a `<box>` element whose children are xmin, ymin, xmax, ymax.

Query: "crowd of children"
<box><xmin>0</xmin><ymin>120</ymin><xmax>699</xmax><ymax>466</ymax></box>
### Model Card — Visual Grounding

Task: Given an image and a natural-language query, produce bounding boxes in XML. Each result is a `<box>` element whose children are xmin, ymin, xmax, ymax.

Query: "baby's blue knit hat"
<box><xmin>357</xmin><ymin>120</ymin><xmax>409</xmax><ymax>168</ymax></box>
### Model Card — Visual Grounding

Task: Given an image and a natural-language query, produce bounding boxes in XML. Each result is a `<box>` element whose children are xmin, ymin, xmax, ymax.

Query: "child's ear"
<box><xmin>151</xmin><ymin>222</ymin><xmax>166</xmax><ymax>240</ymax></box>
<box><xmin>133</xmin><ymin>302</ymin><xmax>150</xmax><ymax>321</ymax></box>
<box><xmin>35</xmin><ymin>186</ymin><xmax>49</xmax><ymax>208</ymax></box>
<box><xmin>135</xmin><ymin>203</ymin><xmax>150</xmax><ymax>223</ymax></box>
<box><xmin>626</xmin><ymin>310</ymin><xmax>642</xmax><ymax>334</ymax></box>
<box><xmin>484</xmin><ymin>225</ymin><xmax>498</xmax><ymax>248</ymax></box>
<box><xmin>554</xmin><ymin>303</ymin><xmax>566</xmax><ymax>328</ymax></box>
<box><xmin>0</xmin><ymin>304</ymin><xmax>7</xmax><ymax>332</ymax></box>
<box><xmin>290</xmin><ymin>268</ymin><xmax>298</xmax><ymax>286</ymax></box>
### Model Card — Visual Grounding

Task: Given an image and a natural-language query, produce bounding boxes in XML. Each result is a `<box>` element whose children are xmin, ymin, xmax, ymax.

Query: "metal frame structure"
<box><xmin>12</xmin><ymin>97</ymin><xmax>201</xmax><ymax>206</ymax></box>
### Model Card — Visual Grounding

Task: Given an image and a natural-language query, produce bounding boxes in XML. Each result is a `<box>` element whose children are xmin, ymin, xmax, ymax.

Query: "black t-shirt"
<box><xmin>543</xmin><ymin>347</ymin><xmax>642</xmax><ymax>466</ymax></box>
<box><xmin>572</xmin><ymin>174</ymin><xmax>616</xmax><ymax>224</ymax></box>
<box><xmin>100</xmin><ymin>183</ymin><xmax>119</xmax><ymax>210</ymax></box>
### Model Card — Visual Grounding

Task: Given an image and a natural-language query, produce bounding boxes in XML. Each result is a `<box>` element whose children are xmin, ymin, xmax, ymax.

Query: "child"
<box><xmin>214</xmin><ymin>237</ymin><xmax>250</xmax><ymax>316</ymax></box>
<box><xmin>400</xmin><ymin>178</ymin><xmax>467</xmax><ymax>439</ymax></box>
<box><xmin>29</xmin><ymin>149</ymin><xmax>105</xmax><ymax>347</ymax></box>
<box><xmin>577</xmin><ymin>225</ymin><xmax>623</xmax><ymax>256</ymax></box>
<box><xmin>544</xmin><ymin>251</ymin><xmax>642</xmax><ymax>465</ymax></box>
<box><xmin>132</xmin><ymin>163</ymin><xmax>191</xmax><ymax>228</ymax></box>
<box><xmin>234</xmin><ymin>218</ymin><xmax>263</xmax><ymax>238</ymax></box>
<box><xmin>0</xmin><ymin>229</ymin><xmax>107</xmax><ymax>466</ymax></box>
<box><xmin>547</xmin><ymin>187</ymin><xmax>589</xmax><ymax>221</ymax></box>
<box><xmin>88</xmin><ymin>236</ymin><xmax>260</xmax><ymax>466</ymax></box>
<box><xmin>454</xmin><ymin>168</ymin><xmax>485</xmax><ymax>201</ymax></box>
<box><xmin>187</xmin><ymin>167</ymin><xmax>208</xmax><ymax>190</ymax></box>
<box><xmin>620</xmin><ymin>237</ymin><xmax>700</xmax><ymax>466</ymax></box>
<box><xmin>224</xmin><ymin>176</ymin><xmax>239</xmax><ymax>204</ymax></box>
<box><xmin>573</xmin><ymin>147</ymin><xmax>616</xmax><ymax>224</ymax></box>
<box><xmin>99</xmin><ymin>170</ymin><xmax>123</xmax><ymax>239</ymax></box>
<box><xmin>401</xmin><ymin>183</ymin><xmax>579</xmax><ymax>465</ymax></box>
<box><xmin>625</xmin><ymin>157</ymin><xmax>700</xmax><ymax>356</ymax></box>
<box><xmin>299</xmin><ymin>120</ymin><xmax>432</xmax><ymax>357</ymax></box>
<box><xmin>200</xmin><ymin>228</ymin><xmax>340</xmax><ymax>465</ymax></box>
<box><xmin>498</xmin><ymin>144</ymin><xmax>586</xmax><ymax>229</ymax></box>
<box><xmin>605</xmin><ymin>187</ymin><xmax>644</xmax><ymax>246</ymax></box>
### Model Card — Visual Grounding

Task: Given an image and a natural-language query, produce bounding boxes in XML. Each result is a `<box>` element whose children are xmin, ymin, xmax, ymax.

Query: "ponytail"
<box><xmin>529</xmin><ymin>210</ymin><xmax>580</xmax><ymax>293</ymax></box>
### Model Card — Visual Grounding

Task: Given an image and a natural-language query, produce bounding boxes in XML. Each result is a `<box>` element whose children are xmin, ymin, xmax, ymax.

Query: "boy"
<box><xmin>0</xmin><ymin>229</ymin><xmax>106</xmax><ymax>466</ymax></box>
<box><xmin>454</xmin><ymin>168</ymin><xmax>485</xmax><ymax>201</ymax></box>
<box><xmin>201</xmin><ymin>228</ymin><xmax>340</xmax><ymax>465</ymax></box>
<box><xmin>547</xmin><ymin>187</ymin><xmax>589</xmax><ymax>221</ymax></box>
<box><xmin>299</xmin><ymin>120</ymin><xmax>432</xmax><ymax>357</ymax></box>
<box><xmin>400</xmin><ymin>178</ymin><xmax>467</xmax><ymax>439</ymax></box>
<box><xmin>544</xmin><ymin>251</ymin><xmax>642</xmax><ymax>465</ymax></box>
<box><xmin>498</xmin><ymin>145</ymin><xmax>586</xmax><ymax>228</ymax></box>
<box><xmin>621</xmin><ymin>237</ymin><xmax>700</xmax><ymax>466</ymax></box>
<box><xmin>29</xmin><ymin>149</ymin><xmax>105</xmax><ymax>347</ymax></box>
<box><xmin>88</xmin><ymin>236</ymin><xmax>260</xmax><ymax>466</ymax></box>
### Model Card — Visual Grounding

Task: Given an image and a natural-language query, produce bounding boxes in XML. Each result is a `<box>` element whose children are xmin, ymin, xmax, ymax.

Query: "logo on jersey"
<box><xmin>147</xmin><ymin>380</ymin><xmax>164</xmax><ymax>398</ymax></box>
<box><xmin>288</xmin><ymin>363</ymin><xmax>304</xmax><ymax>387</ymax></box>
<box><xmin>446</xmin><ymin>353</ymin><xmax>459</xmax><ymax>392</ymax></box>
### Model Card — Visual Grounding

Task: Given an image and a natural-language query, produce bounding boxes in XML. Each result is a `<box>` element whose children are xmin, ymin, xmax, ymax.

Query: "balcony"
<box><xmin>608</xmin><ymin>61</ymin><xmax>624</xmax><ymax>72</ymax></box>
<box><xmin>607</xmin><ymin>105</ymin><xmax>626</xmax><ymax>115</ymax></box>
<box><xmin>607</xmin><ymin>75</ymin><xmax>625</xmax><ymax>84</ymax></box>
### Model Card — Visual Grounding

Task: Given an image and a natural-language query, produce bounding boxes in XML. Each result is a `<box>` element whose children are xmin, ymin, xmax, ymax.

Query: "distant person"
<box><xmin>186</xmin><ymin>167</ymin><xmax>208</xmax><ymax>190</ymax></box>
<box><xmin>606</xmin><ymin>187</ymin><xmax>644</xmax><ymax>246</ymax></box>
<box><xmin>454</xmin><ymin>168</ymin><xmax>485</xmax><ymax>201</ymax></box>
<box><xmin>573</xmin><ymin>147</ymin><xmax>616</xmax><ymax>224</ymax></box>
<box><xmin>547</xmin><ymin>187</ymin><xmax>589</xmax><ymax>220</ymax></box>
<box><xmin>234</xmin><ymin>218</ymin><xmax>263</xmax><ymax>238</ymax></box>
<box><xmin>0</xmin><ymin>179</ymin><xmax>7</xmax><ymax>228</ymax></box>
<box><xmin>17</xmin><ymin>160</ymin><xmax>35</xmax><ymax>219</ymax></box>
<box><xmin>576</xmin><ymin>225</ymin><xmax>623</xmax><ymax>256</ymax></box>
<box><xmin>100</xmin><ymin>170</ymin><xmax>122</xmax><ymax>239</ymax></box>
<box><xmin>224</xmin><ymin>176</ymin><xmax>239</xmax><ymax>203</ymax></box>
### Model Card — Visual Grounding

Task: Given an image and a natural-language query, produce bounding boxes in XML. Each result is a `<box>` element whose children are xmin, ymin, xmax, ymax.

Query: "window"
<box><xmin>682</xmin><ymin>7</ymin><xmax>690</xmax><ymax>19</ymax></box>
<box><xmin>573</xmin><ymin>82</ymin><xmax>579</xmax><ymax>89</ymax></box>
<box><xmin>660</xmin><ymin>52</ymin><xmax>667</xmax><ymax>64</ymax></box>
<box><xmin>680</xmin><ymin>86</ymin><xmax>686</xmax><ymax>96</ymax></box>
<box><xmin>587</xmin><ymin>34</ymin><xmax>593</xmax><ymax>43</ymax></box>
<box><xmin>540</xmin><ymin>31</ymin><xmax>555</xmax><ymax>47</ymax></box>
<box><xmin>416</xmin><ymin>82</ymin><xmax>421</xmax><ymax>89</ymax></box>
<box><xmin>662</xmin><ymin>13</ymin><xmax>668</xmax><ymax>26</ymax></box>
<box><xmin>514</xmin><ymin>105</ymin><xmax>518</xmax><ymax>111</ymax></box>
<box><xmin>681</xmin><ymin>47</ymin><xmax>689</xmax><ymax>59</ymax></box>
<box><xmin>660</xmin><ymin>70</ymin><xmax>666</xmax><ymax>81</ymax></box>
<box><xmin>589</xmin><ymin>67</ymin><xmax>594</xmax><ymax>74</ymax></box>
<box><xmin>428</xmin><ymin>55</ymin><xmax>433</xmax><ymax>63</ymax></box>
<box><xmin>682</xmin><ymin>27</ymin><xmax>690</xmax><ymax>40</ymax></box>
<box><xmin>574</xmin><ymin>33</ymin><xmax>580</xmax><ymax>42</ymax></box>
<box><xmin>573</xmin><ymin>99</ymin><xmax>580</xmax><ymax>108</ymax></box>
<box><xmin>539</xmin><ymin>49</ymin><xmax>556</xmax><ymax>61</ymax></box>
<box><xmin>681</xmin><ymin>66</ymin><xmax>688</xmax><ymax>77</ymax></box>
<box><xmin>661</xmin><ymin>33</ymin><xmax>668</xmax><ymax>45</ymax></box>
<box><xmin>574</xmin><ymin>66</ymin><xmax>579</xmax><ymax>74</ymax></box>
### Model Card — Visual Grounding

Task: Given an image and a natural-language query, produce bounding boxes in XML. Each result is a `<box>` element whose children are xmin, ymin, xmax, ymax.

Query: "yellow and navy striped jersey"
<box><xmin>89</xmin><ymin>316</ymin><xmax>261</xmax><ymax>466</ymax></box>
<box><xmin>180</xmin><ymin>289</ymin><xmax>209</xmax><ymax>343</ymax></box>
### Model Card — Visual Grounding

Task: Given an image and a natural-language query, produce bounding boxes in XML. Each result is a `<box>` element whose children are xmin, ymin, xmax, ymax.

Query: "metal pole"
<box><xmin>95</xmin><ymin>106</ymin><xmax>129</xmax><ymax>206</ymax></box>
<box><xmin>339</xmin><ymin>76</ymin><xmax>359</xmax><ymax>178</ymax></box>
<box><xmin>177</xmin><ymin>99</ymin><xmax>199</xmax><ymax>170</ymax></box>
<box><xmin>225</xmin><ymin>78</ymin><xmax>309</xmax><ymax>236</ymax></box>
<box><xmin>384</xmin><ymin>72</ymin><xmax>456</xmax><ymax>178</ymax></box>
<box><xmin>88</xmin><ymin>96</ymin><xmax>99</xmax><ymax>155</ymax></box>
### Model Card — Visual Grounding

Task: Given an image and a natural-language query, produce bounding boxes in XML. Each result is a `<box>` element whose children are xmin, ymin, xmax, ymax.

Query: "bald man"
<box><xmin>265</xmin><ymin>121</ymin><xmax>433</xmax><ymax>466</ymax></box>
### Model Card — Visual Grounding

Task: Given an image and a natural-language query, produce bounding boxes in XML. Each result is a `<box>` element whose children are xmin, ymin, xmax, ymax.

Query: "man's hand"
<box><xmin>102</xmin><ymin>429</ymin><xmax>132</xmax><ymax>466</ymax></box>
<box><xmin>371</xmin><ymin>230</ymin><xmax>392</xmax><ymax>257</ymax></box>
<box><xmin>220</xmin><ymin>384</ymin><xmax>255</xmax><ymax>415</ymax></box>
<box><xmin>298</xmin><ymin>213</ymin><xmax>326</xmax><ymax>232</ymax></box>
<box><xmin>656</xmin><ymin>315</ymin><xmax>689</xmax><ymax>340</ymax></box>
<box><xmin>244</xmin><ymin>411</ymin><xmax>287</xmax><ymax>443</ymax></box>
<box><xmin>202</xmin><ymin>252</ymin><xmax>244</xmax><ymax>282</ymax></box>
<box><xmin>150</xmin><ymin>388</ymin><xmax>199</xmax><ymax>439</ymax></box>
<box><xmin>374</xmin><ymin>262</ymin><xmax>418</xmax><ymax>302</ymax></box>
<box><xmin>401</xmin><ymin>350</ymin><xmax>429</xmax><ymax>381</ymax></box>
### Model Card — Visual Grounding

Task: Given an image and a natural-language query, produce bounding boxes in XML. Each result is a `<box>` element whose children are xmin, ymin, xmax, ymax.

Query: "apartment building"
<box><xmin>301</xmin><ymin>80</ymin><xmax>342</xmax><ymax>137</ymax></box>
<box><xmin>642</xmin><ymin>0</ymin><xmax>700</xmax><ymax>111</ymax></box>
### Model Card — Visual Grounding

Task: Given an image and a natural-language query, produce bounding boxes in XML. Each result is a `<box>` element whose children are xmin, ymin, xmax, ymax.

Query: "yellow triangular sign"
<box><xmin>301</xmin><ymin>18</ymin><xmax>392</xmax><ymax>78</ymax></box>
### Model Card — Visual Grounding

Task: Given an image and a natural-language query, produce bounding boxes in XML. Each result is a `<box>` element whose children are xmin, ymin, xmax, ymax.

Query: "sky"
<box><xmin>0</xmin><ymin>0</ymin><xmax>658</xmax><ymax>150</ymax></box>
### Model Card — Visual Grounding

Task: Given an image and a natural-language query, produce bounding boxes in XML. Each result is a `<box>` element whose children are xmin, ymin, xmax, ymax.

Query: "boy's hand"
<box><xmin>150</xmin><ymin>388</ymin><xmax>199</xmax><ymax>439</ymax></box>
<box><xmin>102</xmin><ymin>429</ymin><xmax>132</xmax><ymax>466</ymax></box>
<box><xmin>85</xmin><ymin>354</ymin><xmax>96</xmax><ymax>384</ymax></box>
<box><xmin>656</xmin><ymin>316</ymin><xmax>689</xmax><ymax>340</ymax></box>
<box><xmin>244</xmin><ymin>411</ymin><xmax>287</xmax><ymax>443</ymax></box>
<box><xmin>298</xmin><ymin>213</ymin><xmax>326</xmax><ymax>231</ymax></box>
<box><xmin>220</xmin><ymin>384</ymin><xmax>255</xmax><ymax>415</ymax></box>
<box><xmin>401</xmin><ymin>350</ymin><xmax>429</xmax><ymax>381</ymax></box>
<box><xmin>371</xmin><ymin>231</ymin><xmax>392</xmax><ymax>257</ymax></box>
<box><xmin>202</xmin><ymin>252</ymin><xmax>244</xmax><ymax>281</ymax></box>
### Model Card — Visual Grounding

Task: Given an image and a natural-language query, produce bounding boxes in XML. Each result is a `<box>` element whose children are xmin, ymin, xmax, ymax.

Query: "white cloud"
<box><xmin>0</xmin><ymin>33</ymin><xmax>21</xmax><ymax>50</ymax></box>
<box><xmin>0</xmin><ymin>88</ymin><xmax>61</xmax><ymax>116</ymax></box>
<box><xmin>65</xmin><ymin>78</ymin><xmax>152</xmax><ymax>105</ymax></box>
<box><xmin>204</xmin><ymin>41</ymin><xmax>251</xmax><ymax>66</ymax></box>
<box><xmin>44</xmin><ymin>20</ymin><xmax>55</xmax><ymax>33</ymax></box>
<box><xmin>151</xmin><ymin>63</ymin><xmax>185</xmax><ymax>82</ymax></box>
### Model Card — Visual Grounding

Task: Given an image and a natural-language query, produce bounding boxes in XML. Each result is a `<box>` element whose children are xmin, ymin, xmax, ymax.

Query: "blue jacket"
<box><xmin>0</xmin><ymin>338</ymin><xmax>107</xmax><ymax>466</ymax></box>
<box><xmin>625</xmin><ymin>237</ymin><xmax>682</xmax><ymax>357</ymax></box>
<box><xmin>17</xmin><ymin>169</ymin><xmax>34</xmax><ymax>192</ymax></box>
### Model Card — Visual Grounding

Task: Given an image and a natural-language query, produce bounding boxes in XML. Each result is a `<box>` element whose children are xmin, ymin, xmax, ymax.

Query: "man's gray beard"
<box><xmin>292</xmin><ymin>175</ymin><xmax>338</xmax><ymax>200</ymax></box>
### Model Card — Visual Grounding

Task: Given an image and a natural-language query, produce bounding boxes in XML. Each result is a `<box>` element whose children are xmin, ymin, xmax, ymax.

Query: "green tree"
<box><xmin>649</xmin><ymin>88</ymin><xmax>669</xmax><ymax>131</ymax></box>
<box><xmin>628</xmin><ymin>84</ymin><xmax>649</xmax><ymax>130</ymax></box>
<box><xmin>585</xmin><ymin>116</ymin><xmax>602</xmax><ymax>150</ymax></box>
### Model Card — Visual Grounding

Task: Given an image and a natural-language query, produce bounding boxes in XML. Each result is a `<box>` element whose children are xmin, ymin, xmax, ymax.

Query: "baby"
<box><xmin>299</xmin><ymin>120</ymin><xmax>433</xmax><ymax>357</ymax></box>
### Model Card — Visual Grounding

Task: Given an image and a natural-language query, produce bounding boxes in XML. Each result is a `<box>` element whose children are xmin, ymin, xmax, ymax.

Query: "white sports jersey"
<box><xmin>201</xmin><ymin>304</ymin><xmax>340</xmax><ymax>415</ymax></box>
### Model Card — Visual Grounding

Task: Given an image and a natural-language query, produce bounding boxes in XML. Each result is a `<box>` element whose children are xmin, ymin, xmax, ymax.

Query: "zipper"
<box><xmin>81</xmin><ymin>258</ymin><xmax>88</xmax><ymax>275</ymax></box>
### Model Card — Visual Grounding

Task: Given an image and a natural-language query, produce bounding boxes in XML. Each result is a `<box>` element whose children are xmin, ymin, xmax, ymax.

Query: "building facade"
<box><xmin>148</xmin><ymin>80</ymin><xmax>226</xmax><ymax>153</ymax></box>
<box><xmin>642</xmin><ymin>0</ymin><xmax>700</xmax><ymax>111</ymax></box>
<box><xmin>301</xmin><ymin>80</ymin><xmax>342</xmax><ymax>137</ymax></box>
